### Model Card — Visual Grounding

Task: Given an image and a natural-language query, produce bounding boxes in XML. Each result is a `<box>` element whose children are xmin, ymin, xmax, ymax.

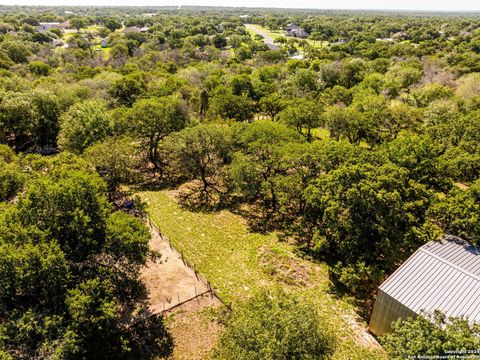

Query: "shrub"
<box><xmin>214</xmin><ymin>290</ymin><xmax>335</xmax><ymax>360</ymax></box>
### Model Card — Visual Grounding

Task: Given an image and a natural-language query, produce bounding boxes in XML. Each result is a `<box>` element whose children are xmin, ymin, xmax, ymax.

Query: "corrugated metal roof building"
<box><xmin>369</xmin><ymin>236</ymin><xmax>480</xmax><ymax>336</ymax></box>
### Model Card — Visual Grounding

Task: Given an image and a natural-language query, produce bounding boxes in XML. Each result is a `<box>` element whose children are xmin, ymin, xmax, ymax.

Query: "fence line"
<box><xmin>145</xmin><ymin>214</ymin><xmax>226</xmax><ymax>314</ymax></box>
<box><xmin>160</xmin><ymin>290</ymin><xmax>212</xmax><ymax>315</ymax></box>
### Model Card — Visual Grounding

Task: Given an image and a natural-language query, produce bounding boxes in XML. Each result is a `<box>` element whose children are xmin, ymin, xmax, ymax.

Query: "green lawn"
<box><xmin>247</xmin><ymin>24</ymin><xmax>327</xmax><ymax>49</ymax></box>
<box><xmin>138</xmin><ymin>190</ymin><xmax>386</xmax><ymax>360</ymax></box>
<box><xmin>247</xmin><ymin>24</ymin><xmax>284</xmax><ymax>41</ymax></box>
<box><xmin>93</xmin><ymin>45</ymin><xmax>111</xmax><ymax>60</ymax></box>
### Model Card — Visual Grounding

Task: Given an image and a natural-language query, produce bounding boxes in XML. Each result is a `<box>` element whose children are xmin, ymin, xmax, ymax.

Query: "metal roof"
<box><xmin>379</xmin><ymin>236</ymin><xmax>480</xmax><ymax>324</ymax></box>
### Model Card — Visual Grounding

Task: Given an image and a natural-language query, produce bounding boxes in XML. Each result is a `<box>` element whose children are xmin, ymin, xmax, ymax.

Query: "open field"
<box><xmin>245</xmin><ymin>23</ymin><xmax>327</xmax><ymax>49</ymax></box>
<box><xmin>93</xmin><ymin>45</ymin><xmax>111</xmax><ymax>60</ymax></box>
<box><xmin>139</xmin><ymin>190</ymin><xmax>386</xmax><ymax>360</ymax></box>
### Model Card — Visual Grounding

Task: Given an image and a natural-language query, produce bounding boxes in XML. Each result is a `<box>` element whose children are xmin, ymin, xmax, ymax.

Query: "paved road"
<box><xmin>245</xmin><ymin>24</ymin><xmax>280</xmax><ymax>50</ymax></box>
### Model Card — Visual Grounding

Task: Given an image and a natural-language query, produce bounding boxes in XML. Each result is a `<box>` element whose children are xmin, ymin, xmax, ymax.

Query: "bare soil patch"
<box><xmin>165</xmin><ymin>295</ymin><xmax>224</xmax><ymax>360</ymax></box>
<box><xmin>140</xmin><ymin>225</ymin><xmax>224</xmax><ymax>359</ymax></box>
<box><xmin>141</xmin><ymin>225</ymin><xmax>219</xmax><ymax>313</ymax></box>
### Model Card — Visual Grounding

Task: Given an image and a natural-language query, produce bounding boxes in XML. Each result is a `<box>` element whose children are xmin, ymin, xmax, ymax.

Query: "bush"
<box><xmin>28</xmin><ymin>61</ymin><xmax>51</xmax><ymax>76</ymax></box>
<box><xmin>381</xmin><ymin>311</ymin><xmax>480</xmax><ymax>359</ymax></box>
<box><xmin>58</xmin><ymin>100</ymin><xmax>112</xmax><ymax>154</ymax></box>
<box><xmin>214</xmin><ymin>290</ymin><xmax>335</xmax><ymax>360</ymax></box>
<box><xmin>0</xmin><ymin>161</ymin><xmax>25</xmax><ymax>202</ymax></box>
<box><xmin>330</xmin><ymin>261</ymin><xmax>385</xmax><ymax>299</ymax></box>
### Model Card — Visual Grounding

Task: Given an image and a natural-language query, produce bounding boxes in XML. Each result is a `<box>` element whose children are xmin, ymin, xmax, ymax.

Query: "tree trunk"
<box><xmin>0</xmin><ymin>126</ymin><xmax>6</xmax><ymax>144</ymax></box>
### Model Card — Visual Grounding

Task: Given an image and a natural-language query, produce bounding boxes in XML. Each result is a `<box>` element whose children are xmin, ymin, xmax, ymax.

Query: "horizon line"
<box><xmin>1</xmin><ymin>4</ymin><xmax>480</xmax><ymax>13</ymax></box>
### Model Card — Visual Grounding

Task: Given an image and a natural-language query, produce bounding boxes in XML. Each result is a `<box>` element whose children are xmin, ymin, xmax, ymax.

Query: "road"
<box><xmin>245</xmin><ymin>24</ymin><xmax>280</xmax><ymax>50</ymax></box>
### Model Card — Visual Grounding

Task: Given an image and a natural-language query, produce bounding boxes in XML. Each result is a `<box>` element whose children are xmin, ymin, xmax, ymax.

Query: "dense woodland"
<box><xmin>0</xmin><ymin>5</ymin><xmax>480</xmax><ymax>359</ymax></box>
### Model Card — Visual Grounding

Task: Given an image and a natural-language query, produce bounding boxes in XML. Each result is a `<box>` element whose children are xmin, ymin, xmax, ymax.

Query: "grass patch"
<box><xmin>93</xmin><ymin>45</ymin><xmax>111</xmax><ymax>60</ymax></box>
<box><xmin>139</xmin><ymin>190</ymin><xmax>386</xmax><ymax>359</ymax></box>
<box><xmin>246</xmin><ymin>24</ymin><xmax>284</xmax><ymax>41</ymax></box>
<box><xmin>247</xmin><ymin>24</ymin><xmax>327</xmax><ymax>49</ymax></box>
<box><xmin>141</xmin><ymin>190</ymin><xmax>279</xmax><ymax>303</ymax></box>
<box><xmin>311</xmin><ymin>127</ymin><xmax>331</xmax><ymax>140</ymax></box>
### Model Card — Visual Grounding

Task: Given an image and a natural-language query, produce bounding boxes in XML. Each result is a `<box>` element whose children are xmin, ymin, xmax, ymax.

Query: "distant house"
<box><xmin>285</xmin><ymin>23</ymin><xmax>300</xmax><ymax>31</ymax></box>
<box><xmin>330</xmin><ymin>38</ymin><xmax>347</xmax><ymax>46</ymax></box>
<box><xmin>122</xmin><ymin>26</ymin><xmax>141</xmax><ymax>34</ymax></box>
<box><xmin>140</xmin><ymin>27</ymin><xmax>150</xmax><ymax>33</ymax></box>
<box><xmin>38</xmin><ymin>21</ymin><xmax>70</xmax><ymax>33</ymax></box>
<box><xmin>37</xmin><ymin>22</ymin><xmax>60</xmax><ymax>32</ymax></box>
<box><xmin>290</xmin><ymin>53</ymin><xmax>304</xmax><ymax>60</ymax></box>
<box><xmin>51</xmin><ymin>39</ymin><xmax>64</xmax><ymax>48</ymax></box>
<box><xmin>284</xmin><ymin>23</ymin><xmax>309</xmax><ymax>39</ymax></box>
<box><xmin>392</xmin><ymin>31</ymin><xmax>407</xmax><ymax>40</ymax></box>
<box><xmin>100</xmin><ymin>39</ymin><xmax>108</xmax><ymax>48</ymax></box>
<box><xmin>57</xmin><ymin>20</ymin><xmax>71</xmax><ymax>31</ymax></box>
<box><xmin>376</xmin><ymin>37</ymin><xmax>394</xmax><ymax>42</ymax></box>
<box><xmin>369</xmin><ymin>236</ymin><xmax>480</xmax><ymax>336</ymax></box>
<box><xmin>266</xmin><ymin>43</ymin><xmax>280</xmax><ymax>50</ymax></box>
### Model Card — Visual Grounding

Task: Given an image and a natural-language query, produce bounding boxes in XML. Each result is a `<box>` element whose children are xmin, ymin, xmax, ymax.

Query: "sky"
<box><xmin>0</xmin><ymin>0</ymin><xmax>479</xmax><ymax>12</ymax></box>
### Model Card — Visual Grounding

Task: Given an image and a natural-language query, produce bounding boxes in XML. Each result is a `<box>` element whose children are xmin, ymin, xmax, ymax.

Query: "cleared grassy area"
<box><xmin>93</xmin><ymin>45</ymin><xmax>111</xmax><ymax>60</ymax></box>
<box><xmin>139</xmin><ymin>190</ymin><xmax>386</xmax><ymax>360</ymax></box>
<box><xmin>311</xmin><ymin>127</ymin><xmax>331</xmax><ymax>139</ymax></box>
<box><xmin>247</xmin><ymin>24</ymin><xmax>284</xmax><ymax>41</ymax></box>
<box><xmin>141</xmin><ymin>190</ymin><xmax>279</xmax><ymax>303</ymax></box>
<box><xmin>247</xmin><ymin>24</ymin><xmax>327</xmax><ymax>49</ymax></box>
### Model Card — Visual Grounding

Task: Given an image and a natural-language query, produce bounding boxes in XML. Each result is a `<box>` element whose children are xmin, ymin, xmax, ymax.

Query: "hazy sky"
<box><xmin>0</xmin><ymin>0</ymin><xmax>479</xmax><ymax>11</ymax></box>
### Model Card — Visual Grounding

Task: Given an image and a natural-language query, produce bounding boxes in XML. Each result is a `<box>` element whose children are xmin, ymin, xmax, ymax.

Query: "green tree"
<box><xmin>0</xmin><ymin>91</ymin><xmax>38</xmax><ymax>150</ymax></box>
<box><xmin>0</xmin><ymin>160</ymin><xmax>25</xmax><ymax>202</ymax></box>
<box><xmin>209</xmin><ymin>92</ymin><xmax>255</xmax><ymax>122</ymax></box>
<box><xmin>303</xmin><ymin>162</ymin><xmax>432</xmax><ymax>286</ymax></box>
<box><xmin>0</xmin><ymin>157</ymin><xmax>172</xmax><ymax>359</ymax></box>
<box><xmin>429</xmin><ymin>181</ymin><xmax>480</xmax><ymax>244</ymax></box>
<box><xmin>28</xmin><ymin>60</ymin><xmax>52</xmax><ymax>76</ymax></box>
<box><xmin>0</xmin><ymin>40</ymin><xmax>31</xmax><ymax>63</ymax></box>
<box><xmin>58</xmin><ymin>100</ymin><xmax>112</xmax><ymax>154</ymax></box>
<box><xmin>85</xmin><ymin>137</ymin><xmax>140</xmax><ymax>195</ymax></box>
<box><xmin>110</xmin><ymin>73</ymin><xmax>147</xmax><ymax>107</ymax></box>
<box><xmin>278</xmin><ymin>99</ymin><xmax>322</xmax><ymax>140</ymax></box>
<box><xmin>71</xmin><ymin>17</ymin><xmax>87</xmax><ymax>32</ymax></box>
<box><xmin>258</xmin><ymin>92</ymin><xmax>283</xmax><ymax>121</ymax></box>
<box><xmin>199</xmin><ymin>88</ymin><xmax>209</xmax><ymax>116</ymax></box>
<box><xmin>213</xmin><ymin>34</ymin><xmax>227</xmax><ymax>48</ymax></box>
<box><xmin>382</xmin><ymin>311</ymin><xmax>480</xmax><ymax>359</ymax></box>
<box><xmin>105</xmin><ymin>18</ymin><xmax>122</xmax><ymax>32</ymax></box>
<box><xmin>323</xmin><ymin>106</ymin><xmax>362</xmax><ymax>143</ymax></box>
<box><xmin>128</xmin><ymin>96</ymin><xmax>188</xmax><ymax>172</ymax></box>
<box><xmin>164</xmin><ymin>124</ymin><xmax>232</xmax><ymax>206</ymax></box>
<box><xmin>31</xmin><ymin>88</ymin><xmax>62</xmax><ymax>148</ymax></box>
<box><xmin>17</xmin><ymin>169</ymin><xmax>110</xmax><ymax>262</ymax></box>
<box><xmin>215</xmin><ymin>290</ymin><xmax>335</xmax><ymax>360</ymax></box>
<box><xmin>384</xmin><ymin>132</ymin><xmax>449</xmax><ymax>189</ymax></box>
<box><xmin>229</xmin><ymin>121</ymin><xmax>300</xmax><ymax>213</ymax></box>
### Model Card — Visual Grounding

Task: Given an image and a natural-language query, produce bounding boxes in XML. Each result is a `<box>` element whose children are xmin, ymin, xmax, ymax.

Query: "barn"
<box><xmin>369</xmin><ymin>235</ymin><xmax>480</xmax><ymax>336</ymax></box>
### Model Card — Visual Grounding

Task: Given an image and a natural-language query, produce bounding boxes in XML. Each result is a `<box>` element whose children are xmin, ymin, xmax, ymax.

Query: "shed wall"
<box><xmin>369</xmin><ymin>290</ymin><xmax>417</xmax><ymax>336</ymax></box>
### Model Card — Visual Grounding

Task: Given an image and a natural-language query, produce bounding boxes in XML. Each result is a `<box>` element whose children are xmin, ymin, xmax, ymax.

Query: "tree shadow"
<box><xmin>297</xmin><ymin>247</ymin><xmax>376</xmax><ymax>321</ymax></box>
<box><xmin>125</xmin><ymin>312</ymin><xmax>174</xmax><ymax>359</ymax></box>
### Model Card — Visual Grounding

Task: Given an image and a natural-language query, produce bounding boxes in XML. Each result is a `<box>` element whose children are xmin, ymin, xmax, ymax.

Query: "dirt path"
<box><xmin>141</xmin><ymin>224</ymin><xmax>224</xmax><ymax>359</ymax></box>
<box><xmin>245</xmin><ymin>24</ymin><xmax>280</xmax><ymax>50</ymax></box>
<box><xmin>141</xmin><ymin>225</ymin><xmax>217</xmax><ymax>314</ymax></box>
